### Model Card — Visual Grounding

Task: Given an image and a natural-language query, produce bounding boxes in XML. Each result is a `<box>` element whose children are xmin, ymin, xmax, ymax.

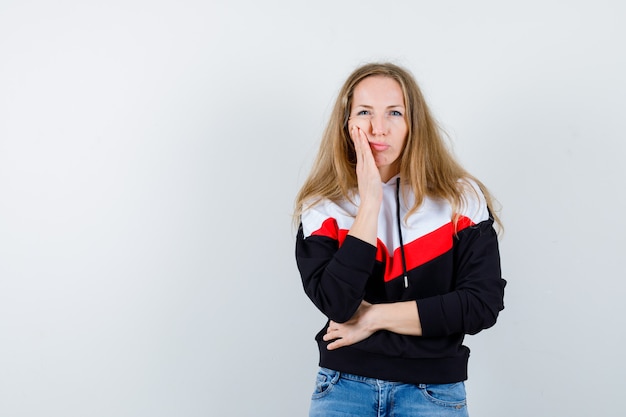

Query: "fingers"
<box><xmin>323</xmin><ymin>321</ymin><xmax>343</xmax><ymax>340</ymax></box>
<box><xmin>323</xmin><ymin>324</ymin><xmax>347</xmax><ymax>351</ymax></box>
<box><xmin>326</xmin><ymin>338</ymin><xmax>345</xmax><ymax>351</ymax></box>
<box><xmin>323</xmin><ymin>321</ymin><xmax>340</xmax><ymax>341</ymax></box>
<box><xmin>348</xmin><ymin>117</ymin><xmax>369</xmax><ymax>141</ymax></box>
<box><xmin>350</xmin><ymin>125</ymin><xmax>369</xmax><ymax>147</ymax></box>
<box><xmin>350</xmin><ymin>125</ymin><xmax>372</xmax><ymax>166</ymax></box>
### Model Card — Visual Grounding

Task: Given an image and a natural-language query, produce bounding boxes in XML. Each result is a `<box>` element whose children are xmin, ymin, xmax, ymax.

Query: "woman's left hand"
<box><xmin>323</xmin><ymin>301</ymin><xmax>376</xmax><ymax>350</ymax></box>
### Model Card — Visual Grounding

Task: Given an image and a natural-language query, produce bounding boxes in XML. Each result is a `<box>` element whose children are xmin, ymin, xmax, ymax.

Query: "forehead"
<box><xmin>352</xmin><ymin>76</ymin><xmax>404</xmax><ymax>105</ymax></box>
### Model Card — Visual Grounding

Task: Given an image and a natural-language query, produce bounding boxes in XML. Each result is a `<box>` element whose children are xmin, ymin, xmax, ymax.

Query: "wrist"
<box><xmin>357</xmin><ymin>198</ymin><xmax>381</xmax><ymax>215</ymax></box>
<box><xmin>367</xmin><ymin>303</ymin><xmax>385</xmax><ymax>333</ymax></box>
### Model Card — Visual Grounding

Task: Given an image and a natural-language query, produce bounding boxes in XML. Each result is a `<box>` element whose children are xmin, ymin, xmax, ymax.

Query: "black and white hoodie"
<box><xmin>295</xmin><ymin>176</ymin><xmax>506</xmax><ymax>384</ymax></box>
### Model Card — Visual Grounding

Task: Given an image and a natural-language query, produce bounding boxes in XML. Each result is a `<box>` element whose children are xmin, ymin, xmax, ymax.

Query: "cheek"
<box><xmin>388</xmin><ymin>118</ymin><xmax>408</xmax><ymax>136</ymax></box>
<box><xmin>348</xmin><ymin>117</ymin><xmax>370</xmax><ymax>131</ymax></box>
<box><xmin>398</xmin><ymin>123</ymin><xmax>409</xmax><ymax>143</ymax></box>
<box><xmin>390</xmin><ymin>117</ymin><xmax>408</xmax><ymax>128</ymax></box>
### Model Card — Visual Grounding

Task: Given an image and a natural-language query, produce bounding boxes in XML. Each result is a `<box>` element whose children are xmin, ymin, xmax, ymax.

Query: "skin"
<box><xmin>348</xmin><ymin>75</ymin><xmax>408</xmax><ymax>183</ymax></box>
<box><xmin>324</xmin><ymin>76</ymin><xmax>423</xmax><ymax>350</ymax></box>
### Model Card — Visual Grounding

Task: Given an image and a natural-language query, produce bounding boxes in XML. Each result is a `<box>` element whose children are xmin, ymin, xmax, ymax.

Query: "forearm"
<box><xmin>297</xmin><ymin>226</ymin><xmax>377</xmax><ymax>323</ymax></box>
<box><xmin>370</xmin><ymin>301</ymin><xmax>422</xmax><ymax>336</ymax></box>
<box><xmin>347</xmin><ymin>200</ymin><xmax>379</xmax><ymax>246</ymax></box>
<box><xmin>346</xmin><ymin>124</ymin><xmax>381</xmax><ymax>247</ymax></box>
<box><xmin>416</xmin><ymin>219</ymin><xmax>504</xmax><ymax>337</ymax></box>
<box><xmin>324</xmin><ymin>300</ymin><xmax>422</xmax><ymax>350</ymax></box>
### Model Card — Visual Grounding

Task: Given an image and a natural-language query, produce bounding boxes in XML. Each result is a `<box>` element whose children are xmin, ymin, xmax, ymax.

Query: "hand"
<box><xmin>349</xmin><ymin>124</ymin><xmax>382</xmax><ymax>206</ymax></box>
<box><xmin>323</xmin><ymin>301</ymin><xmax>376</xmax><ymax>350</ymax></box>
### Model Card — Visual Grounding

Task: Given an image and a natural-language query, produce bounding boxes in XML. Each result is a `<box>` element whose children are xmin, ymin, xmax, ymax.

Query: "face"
<box><xmin>348</xmin><ymin>76</ymin><xmax>408</xmax><ymax>182</ymax></box>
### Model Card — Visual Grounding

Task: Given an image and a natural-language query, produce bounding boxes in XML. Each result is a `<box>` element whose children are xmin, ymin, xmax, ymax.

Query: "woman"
<box><xmin>294</xmin><ymin>62</ymin><xmax>506</xmax><ymax>417</ymax></box>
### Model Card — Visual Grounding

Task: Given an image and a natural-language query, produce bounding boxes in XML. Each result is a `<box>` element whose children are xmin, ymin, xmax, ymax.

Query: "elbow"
<box><xmin>312</xmin><ymin>299</ymin><xmax>360</xmax><ymax>323</ymax></box>
<box><xmin>328</xmin><ymin>309</ymin><xmax>356</xmax><ymax>324</ymax></box>
<box><xmin>464</xmin><ymin>278</ymin><xmax>506</xmax><ymax>335</ymax></box>
<box><xmin>466</xmin><ymin>299</ymin><xmax>505</xmax><ymax>335</ymax></box>
<box><xmin>305</xmin><ymin>283</ymin><xmax>363</xmax><ymax>323</ymax></box>
<box><xmin>467</xmin><ymin>310</ymin><xmax>500</xmax><ymax>335</ymax></box>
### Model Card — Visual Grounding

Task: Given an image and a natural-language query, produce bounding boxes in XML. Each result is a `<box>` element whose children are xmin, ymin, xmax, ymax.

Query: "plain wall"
<box><xmin>1</xmin><ymin>1</ymin><xmax>625</xmax><ymax>416</ymax></box>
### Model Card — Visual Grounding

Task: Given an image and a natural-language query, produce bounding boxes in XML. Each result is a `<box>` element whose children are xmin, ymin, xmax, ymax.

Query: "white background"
<box><xmin>1</xmin><ymin>1</ymin><xmax>625</xmax><ymax>416</ymax></box>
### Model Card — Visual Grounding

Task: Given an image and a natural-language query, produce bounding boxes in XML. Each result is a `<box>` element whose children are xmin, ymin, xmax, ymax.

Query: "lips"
<box><xmin>369</xmin><ymin>142</ymin><xmax>390</xmax><ymax>152</ymax></box>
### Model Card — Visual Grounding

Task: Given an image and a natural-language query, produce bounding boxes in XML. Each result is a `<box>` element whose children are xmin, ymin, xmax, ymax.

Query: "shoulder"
<box><xmin>300</xmin><ymin>197</ymin><xmax>357</xmax><ymax>239</ymax></box>
<box><xmin>457</xmin><ymin>178</ymin><xmax>490</xmax><ymax>224</ymax></box>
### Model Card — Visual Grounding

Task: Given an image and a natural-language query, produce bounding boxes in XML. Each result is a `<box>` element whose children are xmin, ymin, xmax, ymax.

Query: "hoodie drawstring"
<box><xmin>395</xmin><ymin>178</ymin><xmax>409</xmax><ymax>288</ymax></box>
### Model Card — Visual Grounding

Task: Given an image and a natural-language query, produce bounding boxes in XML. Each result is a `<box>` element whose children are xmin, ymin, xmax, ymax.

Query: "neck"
<box><xmin>379</xmin><ymin>165</ymin><xmax>400</xmax><ymax>183</ymax></box>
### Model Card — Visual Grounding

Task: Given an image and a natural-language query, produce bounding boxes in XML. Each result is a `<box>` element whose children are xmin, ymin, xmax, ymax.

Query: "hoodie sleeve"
<box><xmin>417</xmin><ymin>217</ymin><xmax>506</xmax><ymax>337</ymax></box>
<box><xmin>295</xmin><ymin>204</ymin><xmax>377</xmax><ymax>323</ymax></box>
<box><xmin>416</xmin><ymin>181</ymin><xmax>506</xmax><ymax>338</ymax></box>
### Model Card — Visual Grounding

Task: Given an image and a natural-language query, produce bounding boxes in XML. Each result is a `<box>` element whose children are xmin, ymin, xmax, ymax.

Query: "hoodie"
<box><xmin>295</xmin><ymin>176</ymin><xmax>506</xmax><ymax>384</ymax></box>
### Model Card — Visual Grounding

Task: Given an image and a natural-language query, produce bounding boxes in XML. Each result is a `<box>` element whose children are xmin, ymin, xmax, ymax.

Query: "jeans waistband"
<box><xmin>322</xmin><ymin>367</ymin><xmax>408</xmax><ymax>386</ymax></box>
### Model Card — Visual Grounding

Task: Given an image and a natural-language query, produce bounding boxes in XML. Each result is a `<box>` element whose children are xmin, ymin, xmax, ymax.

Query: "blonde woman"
<box><xmin>295</xmin><ymin>62</ymin><xmax>506</xmax><ymax>417</ymax></box>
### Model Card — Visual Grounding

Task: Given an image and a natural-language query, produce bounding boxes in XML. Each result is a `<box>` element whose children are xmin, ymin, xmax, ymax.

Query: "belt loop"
<box><xmin>331</xmin><ymin>370</ymin><xmax>341</xmax><ymax>384</ymax></box>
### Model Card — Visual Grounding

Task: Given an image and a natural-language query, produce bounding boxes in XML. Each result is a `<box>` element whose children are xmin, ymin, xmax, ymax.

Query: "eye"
<box><xmin>390</xmin><ymin>110</ymin><xmax>403</xmax><ymax>117</ymax></box>
<box><xmin>356</xmin><ymin>110</ymin><xmax>370</xmax><ymax>116</ymax></box>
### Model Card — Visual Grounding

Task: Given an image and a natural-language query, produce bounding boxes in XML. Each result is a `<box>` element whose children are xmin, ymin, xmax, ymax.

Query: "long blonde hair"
<box><xmin>294</xmin><ymin>62</ymin><xmax>501</xmax><ymax>232</ymax></box>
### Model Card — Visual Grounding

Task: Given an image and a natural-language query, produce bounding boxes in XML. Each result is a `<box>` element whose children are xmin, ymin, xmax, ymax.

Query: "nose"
<box><xmin>370</xmin><ymin>114</ymin><xmax>388</xmax><ymax>136</ymax></box>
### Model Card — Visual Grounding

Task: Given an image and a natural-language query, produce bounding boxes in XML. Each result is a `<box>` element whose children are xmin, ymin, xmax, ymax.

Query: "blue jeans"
<box><xmin>309</xmin><ymin>367</ymin><xmax>469</xmax><ymax>417</ymax></box>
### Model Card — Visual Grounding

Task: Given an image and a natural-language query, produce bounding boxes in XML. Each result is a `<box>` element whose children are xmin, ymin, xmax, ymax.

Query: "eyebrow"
<box><xmin>353</xmin><ymin>104</ymin><xmax>405</xmax><ymax>109</ymax></box>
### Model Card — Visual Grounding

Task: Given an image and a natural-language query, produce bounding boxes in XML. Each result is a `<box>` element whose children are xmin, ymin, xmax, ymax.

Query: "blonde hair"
<box><xmin>294</xmin><ymin>62</ymin><xmax>502</xmax><ymax>232</ymax></box>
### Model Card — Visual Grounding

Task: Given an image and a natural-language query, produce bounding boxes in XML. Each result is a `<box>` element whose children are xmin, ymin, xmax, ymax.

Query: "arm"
<box><xmin>324</xmin><ymin>217</ymin><xmax>505</xmax><ymax>348</ymax></box>
<box><xmin>296</xmin><ymin>229</ymin><xmax>376</xmax><ymax>323</ymax></box>
<box><xmin>296</xmin><ymin>126</ymin><xmax>382</xmax><ymax>323</ymax></box>
<box><xmin>323</xmin><ymin>300</ymin><xmax>422</xmax><ymax>350</ymax></box>
<box><xmin>346</xmin><ymin>125</ymin><xmax>381</xmax><ymax>246</ymax></box>
<box><xmin>418</xmin><ymin>218</ymin><xmax>505</xmax><ymax>337</ymax></box>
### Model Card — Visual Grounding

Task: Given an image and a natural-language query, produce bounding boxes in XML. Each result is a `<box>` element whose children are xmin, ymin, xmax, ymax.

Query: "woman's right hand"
<box><xmin>350</xmin><ymin>124</ymin><xmax>382</xmax><ymax>207</ymax></box>
<box><xmin>346</xmin><ymin>124</ymin><xmax>382</xmax><ymax>246</ymax></box>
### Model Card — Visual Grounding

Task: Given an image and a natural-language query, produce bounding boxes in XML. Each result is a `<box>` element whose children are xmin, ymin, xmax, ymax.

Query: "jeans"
<box><xmin>309</xmin><ymin>367</ymin><xmax>469</xmax><ymax>417</ymax></box>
